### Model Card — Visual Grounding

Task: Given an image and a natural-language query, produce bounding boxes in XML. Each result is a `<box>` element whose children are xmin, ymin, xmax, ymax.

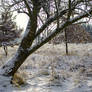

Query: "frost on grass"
<box><xmin>22</xmin><ymin>43</ymin><xmax>92</xmax><ymax>92</ymax></box>
<box><xmin>0</xmin><ymin>43</ymin><xmax>92</xmax><ymax>91</ymax></box>
<box><xmin>0</xmin><ymin>50</ymin><xmax>20</xmax><ymax>75</ymax></box>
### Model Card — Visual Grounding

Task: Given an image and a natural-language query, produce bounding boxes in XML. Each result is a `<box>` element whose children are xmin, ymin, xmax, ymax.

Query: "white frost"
<box><xmin>0</xmin><ymin>43</ymin><xmax>92</xmax><ymax>91</ymax></box>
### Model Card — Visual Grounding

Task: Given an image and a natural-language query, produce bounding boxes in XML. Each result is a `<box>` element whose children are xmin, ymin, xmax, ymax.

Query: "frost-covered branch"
<box><xmin>28</xmin><ymin>8</ymin><xmax>92</xmax><ymax>54</ymax></box>
<box><xmin>35</xmin><ymin>9</ymin><xmax>68</xmax><ymax>38</ymax></box>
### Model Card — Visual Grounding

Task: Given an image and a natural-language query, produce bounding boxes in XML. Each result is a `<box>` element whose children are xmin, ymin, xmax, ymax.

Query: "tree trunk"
<box><xmin>65</xmin><ymin>28</ymin><xmax>68</xmax><ymax>55</ymax></box>
<box><xmin>1</xmin><ymin>48</ymin><xmax>29</xmax><ymax>76</ymax></box>
<box><xmin>0</xmin><ymin>1</ymin><xmax>40</xmax><ymax>76</ymax></box>
<box><xmin>1</xmin><ymin>20</ymin><xmax>37</xmax><ymax>76</ymax></box>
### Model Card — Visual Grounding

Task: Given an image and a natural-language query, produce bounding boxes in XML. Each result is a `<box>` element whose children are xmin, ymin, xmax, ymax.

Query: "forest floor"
<box><xmin>0</xmin><ymin>43</ymin><xmax>92</xmax><ymax>92</ymax></box>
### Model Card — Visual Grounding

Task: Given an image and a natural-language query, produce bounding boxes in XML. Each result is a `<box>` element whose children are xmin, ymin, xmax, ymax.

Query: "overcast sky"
<box><xmin>15</xmin><ymin>13</ymin><xmax>29</xmax><ymax>30</ymax></box>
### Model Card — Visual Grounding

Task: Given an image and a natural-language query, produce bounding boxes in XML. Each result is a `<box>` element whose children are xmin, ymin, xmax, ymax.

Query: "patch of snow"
<box><xmin>0</xmin><ymin>43</ymin><xmax>92</xmax><ymax>91</ymax></box>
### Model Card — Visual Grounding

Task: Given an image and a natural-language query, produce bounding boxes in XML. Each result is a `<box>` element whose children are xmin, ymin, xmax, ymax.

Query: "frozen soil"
<box><xmin>0</xmin><ymin>43</ymin><xmax>92</xmax><ymax>92</ymax></box>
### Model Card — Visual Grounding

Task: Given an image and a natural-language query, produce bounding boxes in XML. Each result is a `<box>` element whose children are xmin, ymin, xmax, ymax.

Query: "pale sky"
<box><xmin>15</xmin><ymin>13</ymin><xmax>29</xmax><ymax>31</ymax></box>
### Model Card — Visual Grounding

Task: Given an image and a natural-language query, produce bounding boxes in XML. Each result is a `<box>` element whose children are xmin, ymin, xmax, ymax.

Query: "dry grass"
<box><xmin>0</xmin><ymin>43</ymin><xmax>92</xmax><ymax>89</ymax></box>
<box><xmin>11</xmin><ymin>71</ymin><xmax>28</xmax><ymax>87</ymax></box>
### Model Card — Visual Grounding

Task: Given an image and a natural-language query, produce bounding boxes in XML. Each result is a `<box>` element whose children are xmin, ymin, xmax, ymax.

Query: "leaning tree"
<box><xmin>0</xmin><ymin>0</ymin><xmax>92</xmax><ymax>79</ymax></box>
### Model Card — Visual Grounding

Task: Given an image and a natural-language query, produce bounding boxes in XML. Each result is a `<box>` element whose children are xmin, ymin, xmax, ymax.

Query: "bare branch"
<box><xmin>28</xmin><ymin>8</ymin><xmax>92</xmax><ymax>54</ymax></box>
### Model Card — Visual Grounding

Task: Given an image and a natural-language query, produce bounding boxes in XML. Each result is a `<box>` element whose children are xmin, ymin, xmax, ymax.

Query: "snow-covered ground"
<box><xmin>0</xmin><ymin>43</ymin><xmax>92</xmax><ymax>92</ymax></box>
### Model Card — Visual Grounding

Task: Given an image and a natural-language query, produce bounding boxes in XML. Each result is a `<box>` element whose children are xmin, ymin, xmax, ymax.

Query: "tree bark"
<box><xmin>1</xmin><ymin>1</ymin><xmax>40</xmax><ymax>76</ymax></box>
<box><xmin>65</xmin><ymin>28</ymin><xmax>68</xmax><ymax>55</ymax></box>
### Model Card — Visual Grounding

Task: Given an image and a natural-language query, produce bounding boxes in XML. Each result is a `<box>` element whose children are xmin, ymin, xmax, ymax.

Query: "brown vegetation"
<box><xmin>49</xmin><ymin>24</ymin><xmax>92</xmax><ymax>44</ymax></box>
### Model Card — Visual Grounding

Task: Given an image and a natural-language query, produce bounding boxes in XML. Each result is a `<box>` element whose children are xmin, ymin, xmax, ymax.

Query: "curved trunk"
<box><xmin>1</xmin><ymin>22</ymin><xmax>37</xmax><ymax>76</ymax></box>
<box><xmin>1</xmin><ymin>2</ymin><xmax>40</xmax><ymax>76</ymax></box>
<box><xmin>1</xmin><ymin>48</ymin><xmax>30</xmax><ymax>76</ymax></box>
